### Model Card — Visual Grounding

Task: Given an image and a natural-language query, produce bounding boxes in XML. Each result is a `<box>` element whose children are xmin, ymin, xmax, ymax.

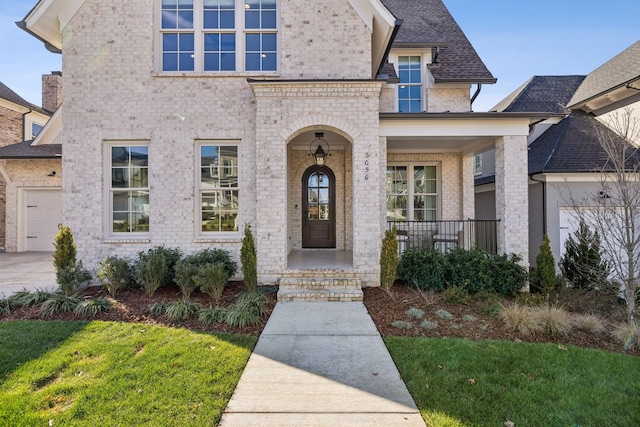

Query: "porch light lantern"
<box><xmin>309</xmin><ymin>132</ymin><xmax>331</xmax><ymax>166</ymax></box>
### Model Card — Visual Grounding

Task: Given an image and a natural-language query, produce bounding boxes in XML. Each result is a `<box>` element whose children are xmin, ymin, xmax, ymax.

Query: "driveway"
<box><xmin>0</xmin><ymin>252</ymin><xmax>57</xmax><ymax>297</ymax></box>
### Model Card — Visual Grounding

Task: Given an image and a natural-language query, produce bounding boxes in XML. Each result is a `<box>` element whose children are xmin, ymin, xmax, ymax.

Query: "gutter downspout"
<box><xmin>470</xmin><ymin>84</ymin><xmax>482</xmax><ymax>112</ymax></box>
<box><xmin>15</xmin><ymin>21</ymin><xmax>62</xmax><ymax>54</ymax></box>
<box><xmin>529</xmin><ymin>174</ymin><xmax>546</xmax><ymax>235</ymax></box>
<box><xmin>21</xmin><ymin>107</ymin><xmax>33</xmax><ymax>142</ymax></box>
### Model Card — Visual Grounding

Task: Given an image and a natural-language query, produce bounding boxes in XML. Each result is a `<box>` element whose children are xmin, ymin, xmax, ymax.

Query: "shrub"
<box><xmin>435</xmin><ymin>309</ymin><xmax>453</xmax><ymax>320</ymax></box>
<box><xmin>405</xmin><ymin>307</ymin><xmax>424</xmax><ymax>320</ymax></box>
<box><xmin>499</xmin><ymin>303</ymin><xmax>541</xmax><ymax>337</ymax></box>
<box><xmin>40</xmin><ymin>294</ymin><xmax>81</xmax><ymax>316</ymax></box>
<box><xmin>135</xmin><ymin>246</ymin><xmax>182</xmax><ymax>289</ymax></box>
<box><xmin>165</xmin><ymin>299</ymin><xmax>202</xmax><ymax>321</ymax></box>
<box><xmin>74</xmin><ymin>298</ymin><xmax>111</xmax><ymax>317</ymax></box>
<box><xmin>397</xmin><ymin>248</ymin><xmax>446</xmax><ymax>291</ymax></box>
<box><xmin>173</xmin><ymin>259</ymin><xmax>201</xmax><ymax>299</ymax></box>
<box><xmin>53</xmin><ymin>225</ymin><xmax>76</xmax><ymax>276</ymax></box>
<box><xmin>97</xmin><ymin>256</ymin><xmax>134</xmax><ymax>297</ymax></box>
<box><xmin>16</xmin><ymin>289</ymin><xmax>55</xmax><ymax>307</ymax></box>
<box><xmin>188</xmin><ymin>248</ymin><xmax>237</xmax><ymax>279</ymax></box>
<box><xmin>398</xmin><ymin>247</ymin><xmax>527</xmax><ymax>295</ymax></box>
<box><xmin>149</xmin><ymin>301</ymin><xmax>169</xmax><ymax>317</ymax></box>
<box><xmin>420</xmin><ymin>320</ymin><xmax>438</xmax><ymax>330</ymax></box>
<box><xmin>611</xmin><ymin>322</ymin><xmax>640</xmax><ymax>352</ymax></box>
<box><xmin>443</xmin><ymin>283</ymin><xmax>471</xmax><ymax>304</ymax></box>
<box><xmin>531</xmin><ymin>235</ymin><xmax>560</xmax><ymax>295</ymax></box>
<box><xmin>225</xmin><ymin>291</ymin><xmax>268</xmax><ymax>327</ymax></box>
<box><xmin>0</xmin><ymin>299</ymin><xmax>13</xmax><ymax>315</ymax></box>
<box><xmin>240</xmin><ymin>224</ymin><xmax>258</xmax><ymax>291</ymax></box>
<box><xmin>534</xmin><ymin>305</ymin><xmax>572</xmax><ymax>337</ymax></box>
<box><xmin>56</xmin><ymin>261</ymin><xmax>92</xmax><ymax>296</ymax></box>
<box><xmin>559</xmin><ymin>220</ymin><xmax>610</xmax><ymax>290</ymax></box>
<box><xmin>463</xmin><ymin>315</ymin><xmax>477</xmax><ymax>322</ymax></box>
<box><xmin>391</xmin><ymin>321</ymin><xmax>413</xmax><ymax>330</ymax></box>
<box><xmin>380</xmin><ymin>226</ymin><xmax>399</xmax><ymax>291</ymax></box>
<box><xmin>194</xmin><ymin>263</ymin><xmax>228</xmax><ymax>306</ymax></box>
<box><xmin>572</xmin><ymin>314</ymin><xmax>606</xmax><ymax>333</ymax></box>
<box><xmin>135</xmin><ymin>250</ymin><xmax>169</xmax><ymax>296</ymax></box>
<box><xmin>198</xmin><ymin>306</ymin><xmax>230</xmax><ymax>325</ymax></box>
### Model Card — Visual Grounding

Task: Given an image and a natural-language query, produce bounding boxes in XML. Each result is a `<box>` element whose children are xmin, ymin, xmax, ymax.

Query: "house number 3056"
<box><xmin>364</xmin><ymin>152</ymin><xmax>370</xmax><ymax>180</ymax></box>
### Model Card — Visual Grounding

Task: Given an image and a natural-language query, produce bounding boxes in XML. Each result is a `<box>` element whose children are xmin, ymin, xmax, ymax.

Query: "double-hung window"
<box><xmin>398</xmin><ymin>55</ymin><xmax>422</xmax><ymax>113</ymax></box>
<box><xmin>199</xmin><ymin>143</ymin><xmax>239</xmax><ymax>233</ymax></box>
<box><xmin>386</xmin><ymin>164</ymin><xmax>438</xmax><ymax>221</ymax></box>
<box><xmin>160</xmin><ymin>0</ymin><xmax>277</xmax><ymax>72</ymax></box>
<box><xmin>110</xmin><ymin>145</ymin><xmax>150</xmax><ymax>234</ymax></box>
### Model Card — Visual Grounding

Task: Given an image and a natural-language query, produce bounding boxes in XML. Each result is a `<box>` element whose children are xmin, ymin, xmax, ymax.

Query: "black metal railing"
<box><xmin>387</xmin><ymin>219</ymin><xmax>500</xmax><ymax>255</ymax></box>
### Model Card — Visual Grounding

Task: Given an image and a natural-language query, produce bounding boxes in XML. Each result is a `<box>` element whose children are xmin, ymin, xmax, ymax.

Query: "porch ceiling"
<box><xmin>386</xmin><ymin>135</ymin><xmax>493</xmax><ymax>153</ymax></box>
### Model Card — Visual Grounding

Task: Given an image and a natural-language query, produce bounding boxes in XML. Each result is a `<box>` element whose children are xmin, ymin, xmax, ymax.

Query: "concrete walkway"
<box><xmin>0</xmin><ymin>252</ymin><xmax>58</xmax><ymax>298</ymax></box>
<box><xmin>219</xmin><ymin>302</ymin><xmax>425</xmax><ymax>426</ymax></box>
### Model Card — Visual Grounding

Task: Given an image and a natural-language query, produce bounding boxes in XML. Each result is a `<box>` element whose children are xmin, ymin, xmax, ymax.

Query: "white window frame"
<box><xmin>386</xmin><ymin>162</ymin><xmax>441</xmax><ymax>221</ymax></box>
<box><xmin>474</xmin><ymin>154</ymin><xmax>482</xmax><ymax>175</ymax></box>
<box><xmin>105</xmin><ymin>141</ymin><xmax>151</xmax><ymax>238</ymax></box>
<box><xmin>24</xmin><ymin>114</ymin><xmax>47</xmax><ymax>140</ymax></box>
<box><xmin>197</xmin><ymin>140</ymin><xmax>241</xmax><ymax>237</ymax></box>
<box><xmin>156</xmin><ymin>0</ymin><xmax>279</xmax><ymax>73</ymax></box>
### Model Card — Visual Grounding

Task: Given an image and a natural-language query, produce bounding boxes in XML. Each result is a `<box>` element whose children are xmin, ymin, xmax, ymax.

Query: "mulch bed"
<box><xmin>2</xmin><ymin>281</ymin><xmax>637</xmax><ymax>356</ymax></box>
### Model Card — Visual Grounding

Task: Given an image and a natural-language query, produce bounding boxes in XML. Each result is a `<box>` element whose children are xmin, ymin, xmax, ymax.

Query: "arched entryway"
<box><xmin>302</xmin><ymin>165</ymin><xmax>336</xmax><ymax>248</ymax></box>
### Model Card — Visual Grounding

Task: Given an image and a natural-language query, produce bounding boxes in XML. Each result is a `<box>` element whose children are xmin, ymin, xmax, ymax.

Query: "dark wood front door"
<box><xmin>302</xmin><ymin>166</ymin><xmax>336</xmax><ymax>248</ymax></box>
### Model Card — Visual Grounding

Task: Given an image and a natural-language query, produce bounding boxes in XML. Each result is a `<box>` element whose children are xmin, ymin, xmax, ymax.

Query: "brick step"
<box><xmin>277</xmin><ymin>288</ymin><xmax>363</xmax><ymax>302</ymax></box>
<box><xmin>278</xmin><ymin>277</ymin><xmax>362</xmax><ymax>290</ymax></box>
<box><xmin>280</xmin><ymin>270</ymin><xmax>359</xmax><ymax>279</ymax></box>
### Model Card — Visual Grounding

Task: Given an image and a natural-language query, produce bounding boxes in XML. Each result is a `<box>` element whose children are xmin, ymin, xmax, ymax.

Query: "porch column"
<box><xmin>495</xmin><ymin>136</ymin><xmax>529</xmax><ymax>265</ymax></box>
<box><xmin>461</xmin><ymin>153</ymin><xmax>475</xmax><ymax>220</ymax></box>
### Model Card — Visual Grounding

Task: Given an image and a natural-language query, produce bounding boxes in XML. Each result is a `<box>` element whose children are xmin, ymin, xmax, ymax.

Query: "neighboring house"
<box><xmin>476</xmin><ymin>39</ymin><xmax>640</xmax><ymax>266</ymax></box>
<box><xmin>0</xmin><ymin>75</ymin><xmax>60</xmax><ymax>251</ymax></box>
<box><xmin>20</xmin><ymin>0</ymin><xmax>544</xmax><ymax>296</ymax></box>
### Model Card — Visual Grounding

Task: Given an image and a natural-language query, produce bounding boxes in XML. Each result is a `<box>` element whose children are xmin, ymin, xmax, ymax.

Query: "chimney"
<box><xmin>42</xmin><ymin>71</ymin><xmax>62</xmax><ymax>113</ymax></box>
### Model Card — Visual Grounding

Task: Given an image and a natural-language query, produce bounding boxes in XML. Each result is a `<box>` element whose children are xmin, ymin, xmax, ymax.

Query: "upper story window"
<box><xmin>160</xmin><ymin>0</ymin><xmax>278</xmax><ymax>72</ymax></box>
<box><xmin>398</xmin><ymin>55</ymin><xmax>422</xmax><ymax>113</ymax></box>
<box><xmin>31</xmin><ymin>123</ymin><xmax>44</xmax><ymax>139</ymax></box>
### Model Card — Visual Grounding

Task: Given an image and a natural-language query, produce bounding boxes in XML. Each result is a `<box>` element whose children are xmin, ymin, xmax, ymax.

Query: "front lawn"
<box><xmin>386</xmin><ymin>336</ymin><xmax>640</xmax><ymax>427</ymax></box>
<box><xmin>0</xmin><ymin>320</ymin><xmax>255</xmax><ymax>426</ymax></box>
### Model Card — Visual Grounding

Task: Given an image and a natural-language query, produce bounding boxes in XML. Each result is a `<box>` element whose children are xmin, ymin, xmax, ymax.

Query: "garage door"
<box><xmin>26</xmin><ymin>190</ymin><xmax>62</xmax><ymax>251</ymax></box>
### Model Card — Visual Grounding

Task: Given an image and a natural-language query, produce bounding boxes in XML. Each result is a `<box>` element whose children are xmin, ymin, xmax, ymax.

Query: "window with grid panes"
<box><xmin>398</xmin><ymin>56</ymin><xmax>422</xmax><ymax>112</ymax></box>
<box><xmin>386</xmin><ymin>164</ymin><xmax>438</xmax><ymax>221</ymax></box>
<box><xmin>199</xmin><ymin>144</ymin><xmax>239</xmax><ymax>233</ymax></box>
<box><xmin>110</xmin><ymin>146</ymin><xmax>150</xmax><ymax>234</ymax></box>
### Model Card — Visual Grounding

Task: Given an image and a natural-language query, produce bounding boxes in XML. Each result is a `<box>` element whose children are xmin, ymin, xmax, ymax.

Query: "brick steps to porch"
<box><xmin>277</xmin><ymin>276</ymin><xmax>363</xmax><ymax>302</ymax></box>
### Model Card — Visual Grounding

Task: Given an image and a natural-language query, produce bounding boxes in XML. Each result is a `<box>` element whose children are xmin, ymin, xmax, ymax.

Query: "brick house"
<box><xmin>20</xmin><ymin>0</ymin><xmax>544</xmax><ymax>297</ymax></box>
<box><xmin>0</xmin><ymin>75</ymin><xmax>60</xmax><ymax>251</ymax></box>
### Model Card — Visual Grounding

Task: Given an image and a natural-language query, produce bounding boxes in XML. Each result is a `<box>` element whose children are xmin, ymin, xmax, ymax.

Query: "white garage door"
<box><xmin>26</xmin><ymin>190</ymin><xmax>62</xmax><ymax>251</ymax></box>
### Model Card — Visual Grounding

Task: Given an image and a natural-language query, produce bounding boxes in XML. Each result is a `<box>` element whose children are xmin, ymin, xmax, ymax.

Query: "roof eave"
<box><xmin>433</xmin><ymin>77</ymin><xmax>497</xmax><ymax>85</ymax></box>
<box><xmin>567</xmin><ymin>76</ymin><xmax>640</xmax><ymax>111</ymax></box>
<box><xmin>19</xmin><ymin>0</ymin><xmax>85</xmax><ymax>52</ymax></box>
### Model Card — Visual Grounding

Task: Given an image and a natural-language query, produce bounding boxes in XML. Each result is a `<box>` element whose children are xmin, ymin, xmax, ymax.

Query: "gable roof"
<box><xmin>491</xmin><ymin>76</ymin><xmax>586</xmax><ymax>114</ymax></box>
<box><xmin>382</xmin><ymin>0</ymin><xmax>496</xmax><ymax>84</ymax></box>
<box><xmin>0</xmin><ymin>82</ymin><xmax>49</xmax><ymax>115</ymax></box>
<box><xmin>567</xmin><ymin>40</ymin><xmax>640</xmax><ymax>113</ymax></box>
<box><xmin>528</xmin><ymin>110</ymin><xmax>640</xmax><ymax>174</ymax></box>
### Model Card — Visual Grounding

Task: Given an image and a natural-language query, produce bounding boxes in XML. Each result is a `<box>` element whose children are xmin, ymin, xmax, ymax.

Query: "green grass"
<box><xmin>0</xmin><ymin>320</ymin><xmax>255</xmax><ymax>426</ymax></box>
<box><xmin>386</xmin><ymin>337</ymin><xmax>640</xmax><ymax>427</ymax></box>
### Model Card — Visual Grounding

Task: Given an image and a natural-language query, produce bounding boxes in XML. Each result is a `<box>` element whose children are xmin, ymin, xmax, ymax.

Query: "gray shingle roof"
<box><xmin>0</xmin><ymin>140</ymin><xmax>61</xmax><ymax>159</ymax></box>
<box><xmin>382</xmin><ymin>0</ymin><xmax>496</xmax><ymax>83</ymax></box>
<box><xmin>568</xmin><ymin>40</ymin><xmax>640</xmax><ymax>107</ymax></box>
<box><xmin>528</xmin><ymin>111</ymin><xmax>640</xmax><ymax>174</ymax></box>
<box><xmin>491</xmin><ymin>76</ymin><xmax>586</xmax><ymax>113</ymax></box>
<box><xmin>0</xmin><ymin>82</ymin><xmax>49</xmax><ymax>115</ymax></box>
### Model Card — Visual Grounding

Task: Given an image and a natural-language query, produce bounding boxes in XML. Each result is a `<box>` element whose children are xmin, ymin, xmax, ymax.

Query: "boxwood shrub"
<box><xmin>397</xmin><ymin>247</ymin><xmax>527</xmax><ymax>295</ymax></box>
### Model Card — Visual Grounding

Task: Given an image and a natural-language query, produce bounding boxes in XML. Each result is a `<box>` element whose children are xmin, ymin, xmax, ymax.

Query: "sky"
<box><xmin>0</xmin><ymin>0</ymin><xmax>638</xmax><ymax>111</ymax></box>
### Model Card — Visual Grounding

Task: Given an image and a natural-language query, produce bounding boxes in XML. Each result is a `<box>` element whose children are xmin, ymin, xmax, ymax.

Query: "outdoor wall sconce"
<box><xmin>47</xmin><ymin>171</ymin><xmax>56</xmax><ymax>176</ymax></box>
<box><xmin>309</xmin><ymin>132</ymin><xmax>330</xmax><ymax>166</ymax></box>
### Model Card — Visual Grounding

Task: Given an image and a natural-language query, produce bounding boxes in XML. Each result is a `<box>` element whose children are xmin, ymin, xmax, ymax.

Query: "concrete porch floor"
<box><xmin>287</xmin><ymin>250</ymin><xmax>353</xmax><ymax>270</ymax></box>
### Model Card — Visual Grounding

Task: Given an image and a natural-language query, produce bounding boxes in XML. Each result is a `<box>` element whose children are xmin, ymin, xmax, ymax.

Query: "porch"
<box><xmin>388</xmin><ymin>219</ymin><xmax>499</xmax><ymax>254</ymax></box>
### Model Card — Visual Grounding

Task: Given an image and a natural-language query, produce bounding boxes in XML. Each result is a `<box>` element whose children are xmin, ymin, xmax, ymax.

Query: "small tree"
<box><xmin>380</xmin><ymin>225</ymin><xmax>399</xmax><ymax>291</ymax></box>
<box><xmin>53</xmin><ymin>225</ymin><xmax>76</xmax><ymax>276</ymax></box>
<box><xmin>567</xmin><ymin>107</ymin><xmax>640</xmax><ymax>324</ymax></box>
<box><xmin>532</xmin><ymin>234</ymin><xmax>558</xmax><ymax>295</ymax></box>
<box><xmin>240</xmin><ymin>223</ymin><xmax>257</xmax><ymax>292</ymax></box>
<box><xmin>559</xmin><ymin>220</ymin><xmax>610</xmax><ymax>290</ymax></box>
